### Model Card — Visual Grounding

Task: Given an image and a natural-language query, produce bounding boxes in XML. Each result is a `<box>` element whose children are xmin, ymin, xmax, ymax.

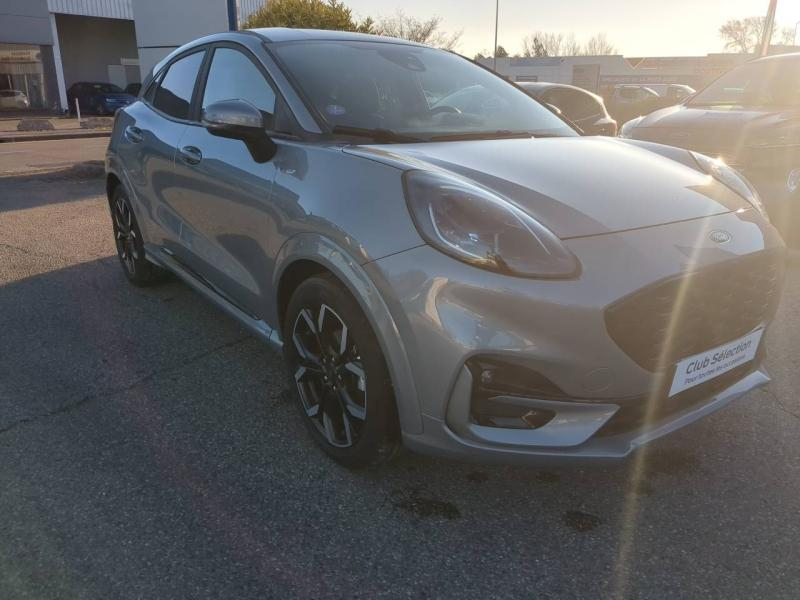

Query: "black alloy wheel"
<box><xmin>284</xmin><ymin>274</ymin><xmax>399</xmax><ymax>468</ymax></box>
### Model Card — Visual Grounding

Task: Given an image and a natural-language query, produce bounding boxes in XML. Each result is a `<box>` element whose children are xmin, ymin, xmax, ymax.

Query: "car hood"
<box><xmin>628</xmin><ymin>104</ymin><xmax>800</xmax><ymax>159</ymax></box>
<box><xmin>344</xmin><ymin>137</ymin><xmax>749</xmax><ymax>239</ymax></box>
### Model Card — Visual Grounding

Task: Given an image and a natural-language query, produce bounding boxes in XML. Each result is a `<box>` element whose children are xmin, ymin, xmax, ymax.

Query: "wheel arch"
<box><xmin>106</xmin><ymin>172</ymin><xmax>122</xmax><ymax>205</ymax></box>
<box><xmin>273</xmin><ymin>234</ymin><xmax>423</xmax><ymax>435</ymax></box>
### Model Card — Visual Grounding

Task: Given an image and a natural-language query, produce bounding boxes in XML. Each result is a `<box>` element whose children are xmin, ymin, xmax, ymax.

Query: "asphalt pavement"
<box><xmin>1</xmin><ymin>138</ymin><xmax>799</xmax><ymax>599</ymax></box>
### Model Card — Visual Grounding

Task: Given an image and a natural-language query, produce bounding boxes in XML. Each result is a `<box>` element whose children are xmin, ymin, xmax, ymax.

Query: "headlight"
<box><xmin>690</xmin><ymin>152</ymin><xmax>768</xmax><ymax>220</ymax></box>
<box><xmin>619</xmin><ymin>116</ymin><xmax>644</xmax><ymax>139</ymax></box>
<box><xmin>403</xmin><ymin>170</ymin><xmax>579</xmax><ymax>278</ymax></box>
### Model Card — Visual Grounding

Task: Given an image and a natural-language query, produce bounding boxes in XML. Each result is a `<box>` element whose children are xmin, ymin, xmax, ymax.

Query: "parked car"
<box><xmin>519</xmin><ymin>82</ymin><xmax>617</xmax><ymax>135</ymax></box>
<box><xmin>606</xmin><ymin>84</ymin><xmax>662</xmax><ymax>124</ymax></box>
<box><xmin>67</xmin><ymin>82</ymin><xmax>136</xmax><ymax>115</ymax></box>
<box><xmin>620</xmin><ymin>53</ymin><xmax>800</xmax><ymax>245</ymax></box>
<box><xmin>0</xmin><ymin>89</ymin><xmax>30</xmax><ymax>109</ymax></box>
<box><xmin>106</xmin><ymin>29</ymin><xmax>785</xmax><ymax>468</ymax></box>
<box><xmin>646</xmin><ymin>83</ymin><xmax>696</xmax><ymax>105</ymax></box>
<box><xmin>125</xmin><ymin>82</ymin><xmax>142</xmax><ymax>96</ymax></box>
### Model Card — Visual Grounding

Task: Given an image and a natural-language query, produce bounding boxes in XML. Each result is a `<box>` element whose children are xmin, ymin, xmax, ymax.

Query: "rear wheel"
<box><xmin>110</xmin><ymin>186</ymin><xmax>166</xmax><ymax>286</ymax></box>
<box><xmin>283</xmin><ymin>274</ymin><xmax>400</xmax><ymax>468</ymax></box>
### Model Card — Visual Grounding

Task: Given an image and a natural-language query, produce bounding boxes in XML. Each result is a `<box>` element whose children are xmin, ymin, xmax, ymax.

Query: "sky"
<box><xmin>344</xmin><ymin>0</ymin><xmax>800</xmax><ymax>58</ymax></box>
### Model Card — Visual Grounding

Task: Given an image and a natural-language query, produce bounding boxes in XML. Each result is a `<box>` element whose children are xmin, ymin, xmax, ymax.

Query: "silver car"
<box><xmin>106</xmin><ymin>29</ymin><xmax>785</xmax><ymax>468</ymax></box>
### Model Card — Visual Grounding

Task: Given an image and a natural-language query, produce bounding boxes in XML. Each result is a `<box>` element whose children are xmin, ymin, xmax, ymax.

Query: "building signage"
<box><xmin>0</xmin><ymin>49</ymin><xmax>41</xmax><ymax>64</ymax></box>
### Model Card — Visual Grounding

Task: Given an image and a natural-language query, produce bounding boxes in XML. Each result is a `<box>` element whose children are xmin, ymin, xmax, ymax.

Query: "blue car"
<box><xmin>67</xmin><ymin>82</ymin><xmax>136</xmax><ymax>116</ymax></box>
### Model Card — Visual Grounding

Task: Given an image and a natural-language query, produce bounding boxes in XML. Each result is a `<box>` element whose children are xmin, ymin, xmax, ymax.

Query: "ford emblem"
<box><xmin>709</xmin><ymin>230</ymin><xmax>732</xmax><ymax>244</ymax></box>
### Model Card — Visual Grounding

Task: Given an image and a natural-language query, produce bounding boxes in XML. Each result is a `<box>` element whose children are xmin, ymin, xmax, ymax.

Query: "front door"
<box><xmin>168</xmin><ymin>45</ymin><xmax>282</xmax><ymax>318</ymax></box>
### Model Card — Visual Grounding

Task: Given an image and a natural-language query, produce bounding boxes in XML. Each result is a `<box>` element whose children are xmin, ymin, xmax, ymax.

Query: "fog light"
<box><xmin>788</xmin><ymin>169</ymin><xmax>800</xmax><ymax>195</ymax></box>
<box><xmin>521</xmin><ymin>409</ymin><xmax>554</xmax><ymax>429</ymax></box>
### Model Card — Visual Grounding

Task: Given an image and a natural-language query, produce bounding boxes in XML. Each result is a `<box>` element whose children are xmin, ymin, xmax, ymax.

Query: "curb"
<box><xmin>0</xmin><ymin>130</ymin><xmax>111</xmax><ymax>143</ymax></box>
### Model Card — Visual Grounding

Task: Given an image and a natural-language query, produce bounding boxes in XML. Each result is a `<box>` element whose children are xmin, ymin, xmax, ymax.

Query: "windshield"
<box><xmin>271</xmin><ymin>40</ymin><xmax>576</xmax><ymax>141</ymax></box>
<box><xmin>689</xmin><ymin>58</ymin><xmax>800</xmax><ymax>107</ymax></box>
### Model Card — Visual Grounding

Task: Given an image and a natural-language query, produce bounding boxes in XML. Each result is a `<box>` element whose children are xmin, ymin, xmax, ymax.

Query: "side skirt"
<box><xmin>147</xmin><ymin>248</ymin><xmax>284</xmax><ymax>351</ymax></box>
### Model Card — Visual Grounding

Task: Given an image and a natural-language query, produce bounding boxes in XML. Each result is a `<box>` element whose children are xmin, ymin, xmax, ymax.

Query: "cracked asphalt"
<box><xmin>1</xmin><ymin>138</ymin><xmax>800</xmax><ymax>599</ymax></box>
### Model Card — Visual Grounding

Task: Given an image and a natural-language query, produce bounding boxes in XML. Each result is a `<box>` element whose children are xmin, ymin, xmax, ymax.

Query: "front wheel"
<box><xmin>283</xmin><ymin>274</ymin><xmax>400</xmax><ymax>468</ymax></box>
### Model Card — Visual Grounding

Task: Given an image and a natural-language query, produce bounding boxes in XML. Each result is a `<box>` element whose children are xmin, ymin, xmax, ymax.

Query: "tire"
<box><xmin>110</xmin><ymin>186</ymin><xmax>166</xmax><ymax>287</ymax></box>
<box><xmin>283</xmin><ymin>274</ymin><xmax>400</xmax><ymax>468</ymax></box>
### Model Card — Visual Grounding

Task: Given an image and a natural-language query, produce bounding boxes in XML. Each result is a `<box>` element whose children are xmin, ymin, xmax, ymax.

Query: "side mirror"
<box><xmin>202</xmin><ymin>99</ymin><xmax>276</xmax><ymax>163</ymax></box>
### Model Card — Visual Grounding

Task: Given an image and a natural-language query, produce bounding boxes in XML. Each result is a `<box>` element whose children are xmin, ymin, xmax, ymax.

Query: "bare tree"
<box><xmin>720</xmin><ymin>16</ymin><xmax>795</xmax><ymax>53</ymax></box>
<box><xmin>521</xmin><ymin>35</ymin><xmax>547</xmax><ymax>57</ymax></box>
<box><xmin>494</xmin><ymin>45</ymin><xmax>509</xmax><ymax>58</ymax></box>
<box><xmin>521</xmin><ymin>31</ymin><xmax>616</xmax><ymax>57</ymax></box>
<box><xmin>373</xmin><ymin>10</ymin><xmax>462</xmax><ymax>51</ymax></box>
<box><xmin>583</xmin><ymin>33</ymin><xmax>617</xmax><ymax>56</ymax></box>
<box><xmin>775</xmin><ymin>26</ymin><xmax>796</xmax><ymax>46</ymax></box>
<box><xmin>522</xmin><ymin>32</ymin><xmax>582</xmax><ymax>57</ymax></box>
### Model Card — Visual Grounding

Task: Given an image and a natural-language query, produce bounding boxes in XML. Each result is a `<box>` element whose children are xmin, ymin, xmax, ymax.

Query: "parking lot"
<box><xmin>1</xmin><ymin>138</ymin><xmax>800</xmax><ymax>599</ymax></box>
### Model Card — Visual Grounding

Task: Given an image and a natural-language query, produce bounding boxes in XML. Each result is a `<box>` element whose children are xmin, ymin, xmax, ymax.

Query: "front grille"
<box><xmin>605</xmin><ymin>250</ymin><xmax>783</xmax><ymax>372</ymax></box>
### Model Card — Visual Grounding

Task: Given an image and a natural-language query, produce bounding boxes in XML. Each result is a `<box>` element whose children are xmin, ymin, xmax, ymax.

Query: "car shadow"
<box><xmin>0</xmin><ymin>162</ymin><xmax>105</xmax><ymax>213</ymax></box>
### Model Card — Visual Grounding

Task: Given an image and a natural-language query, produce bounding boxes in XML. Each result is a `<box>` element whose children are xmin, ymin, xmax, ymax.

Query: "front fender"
<box><xmin>272</xmin><ymin>233</ymin><xmax>424</xmax><ymax>435</ymax></box>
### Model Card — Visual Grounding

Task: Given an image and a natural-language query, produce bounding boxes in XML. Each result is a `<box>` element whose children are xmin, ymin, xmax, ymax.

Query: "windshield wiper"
<box><xmin>330</xmin><ymin>126</ymin><xmax>424</xmax><ymax>143</ymax></box>
<box><xmin>429</xmin><ymin>130</ymin><xmax>537</xmax><ymax>142</ymax></box>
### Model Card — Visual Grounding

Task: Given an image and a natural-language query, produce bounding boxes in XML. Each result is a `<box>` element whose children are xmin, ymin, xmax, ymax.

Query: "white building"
<box><xmin>0</xmin><ymin>0</ymin><xmax>264</xmax><ymax>112</ymax></box>
<box><xmin>476</xmin><ymin>51</ymin><xmax>797</xmax><ymax>96</ymax></box>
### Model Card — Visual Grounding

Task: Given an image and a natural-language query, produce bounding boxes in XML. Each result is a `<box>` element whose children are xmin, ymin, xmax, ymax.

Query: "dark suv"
<box><xmin>621</xmin><ymin>53</ymin><xmax>800</xmax><ymax>245</ymax></box>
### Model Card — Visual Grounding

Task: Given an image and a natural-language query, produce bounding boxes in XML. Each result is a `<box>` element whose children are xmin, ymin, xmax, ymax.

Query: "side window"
<box><xmin>202</xmin><ymin>47</ymin><xmax>276</xmax><ymax>117</ymax></box>
<box><xmin>562</xmin><ymin>90</ymin><xmax>601</xmax><ymax>120</ymax></box>
<box><xmin>152</xmin><ymin>51</ymin><xmax>205</xmax><ymax>120</ymax></box>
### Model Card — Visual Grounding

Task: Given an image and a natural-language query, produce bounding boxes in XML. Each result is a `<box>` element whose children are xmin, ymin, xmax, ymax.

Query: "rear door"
<box><xmin>115</xmin><ymin>49</ymin><xmax>206</xmax><ymax>254</ymax></box>
<box><xmin>168</xmin><ymin>43</ymin><xmax>284</xmax><ymax>318</ymax></box>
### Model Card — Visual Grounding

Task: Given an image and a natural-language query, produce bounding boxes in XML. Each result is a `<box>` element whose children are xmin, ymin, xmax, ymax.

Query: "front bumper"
<box><xmin>402</xmin><ymin>367</ymin><xmax>770</xmax><ymax>464</ymax></box>
<box><xmin>366</xmin><ymin>209</ymin><xmax>785</xmax><ymax>463</ymax></box>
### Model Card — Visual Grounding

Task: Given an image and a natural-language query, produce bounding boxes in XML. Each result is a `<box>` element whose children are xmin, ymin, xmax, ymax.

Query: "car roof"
<box><xmin>149</xmin><ymin>29</ymin><xmax>427</xmax><ymax>83</ymax></box>
<box><xmin>751</xmin><ymin>52</ymin><xmax>800</xmax><ymax>64</ymax></box>
<box><xmin>248</xmin><ymin>27</ymin><xmax>425</xmax><ymax>47</ymax></box>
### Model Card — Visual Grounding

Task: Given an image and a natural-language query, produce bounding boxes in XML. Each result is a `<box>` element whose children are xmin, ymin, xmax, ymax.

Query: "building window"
<box><xmin>0</xmin><ymin>43</ymin><xmax>49</xmax><ymax>110</ymax></box>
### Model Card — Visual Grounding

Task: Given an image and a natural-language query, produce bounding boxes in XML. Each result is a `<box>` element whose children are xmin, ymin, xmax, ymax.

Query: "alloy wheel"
<box><xmin>292</xmin><ymin>304</ymin><xmax>367</xmax><ymax>448</ymax></box>
<box><xmin>113</xmin><ymin>196</ymin><xmax>138</xmax><ymax>275</ymax></box>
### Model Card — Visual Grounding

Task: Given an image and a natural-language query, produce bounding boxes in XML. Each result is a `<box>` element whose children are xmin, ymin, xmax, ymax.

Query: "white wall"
<box><xmin>133</xmin><ymin>0</ymin><xmax>233</xmax><ymax>78</ymax></box>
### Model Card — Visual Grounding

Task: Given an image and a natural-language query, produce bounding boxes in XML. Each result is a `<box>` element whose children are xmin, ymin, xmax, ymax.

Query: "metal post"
<box><xmin>795</xmin><ymin>20</ymin><xmax>799</xmax><ymax>45</ymax></box>
<box><xmin>758</xmin><ymin>0</ymin><xmax>778</xmax><ymax>57</ymax></box>
<box><xmin>492</xmin><ymin>0</ymin><xmax>499</xmax><ymax>72</ymax></box>
<box><xmin>74</xmin><ymin>97</ymin><xmax>81</xmax><ymax>124</ymax></box>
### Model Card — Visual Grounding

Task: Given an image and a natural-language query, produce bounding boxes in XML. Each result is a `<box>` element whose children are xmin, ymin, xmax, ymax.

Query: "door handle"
<box><xmin>124</xmin><ymin>125</ymin><xmax>143</xmax><ymax>143</ymax></box>
<box><xmin>179</xmin><ymin>145</ymin><xmax>202</xmax><ymax>165</ymax></box>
